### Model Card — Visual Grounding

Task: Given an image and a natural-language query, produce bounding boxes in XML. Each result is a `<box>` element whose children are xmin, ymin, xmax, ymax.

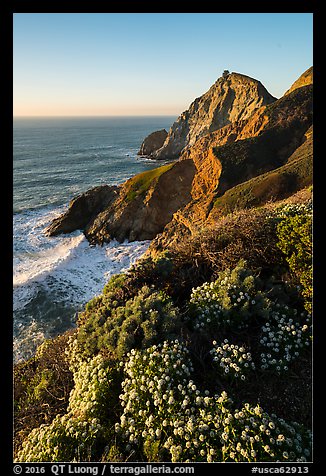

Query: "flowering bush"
<box><xmin>16</xmin><ymin>338</ymin><xmax>115</xmax><ymax>462</ymax></box>
<box><xmin>77</xmin><ymin>285</ymin><xmax>181</xmax><ymax>359</ymax></box>
<box><xmin>16</xmin><ymin>413</ymin><xmax>103</xmax><ymax>462</ymax></box>
<box><xmin>271</xmin><ymin>202</ymin><xmax>312</xmax><ymax>220</ymax></box>
<box><xmin>210</xmin><ymin>339</ymin><xmax>255</xmax><ymax>381</ymax></box>
<box><xmin>116</xmin><ymin>340</ymin><xmax>196</xmax><ymax>459</ymax></box>
<box><xmin>215</xmin><ymin>402</ymin><xmax>311</xmax><ymax>462</ymax></box>
<box><xmin>259</xmin><ymin>306</ymin><xmax>312</xmax><ymax>373</ymax></box>
<box><xmin>116</xmin><ymin>340</ymin><xmax>311</xmax><ymax>462</ymax></box>
<box><xmin>17</xmin><ymin>337</ymin><xmax>312</xmax><ymax>462</ymax></box>
<box><xmin>189</xmin><ymin>260</ymin><xmax>270</xmax><ymax>333</ymax></box>
<box><xmin>116</xmin><ymin>339</ymin><xmax>235</xmax><ymax>462</ymax></box>
<box><xmin>67</xmin><ymin>355</ymin><xmax>113</xmax><ymax>423</ymax></box>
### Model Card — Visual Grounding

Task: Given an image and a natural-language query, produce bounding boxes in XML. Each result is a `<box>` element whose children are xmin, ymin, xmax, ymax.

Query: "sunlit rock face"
<box><xmin>46</xmin><ymin>68</ymin><xmax>312</xmax><ymax>249</ymax></box>
<box><xmin>150</xmin><ymin>72</ymin><xmax>276</xmax><ymax>160</ymax></box>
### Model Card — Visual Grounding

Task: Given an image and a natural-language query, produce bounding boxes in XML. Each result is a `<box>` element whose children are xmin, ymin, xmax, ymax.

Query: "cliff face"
<box><xmin>46</xmin><ymin>68</ymin><xmax>312</xmax><ymax>248</ymax></box>
<box><xmin>150</xmin><ymin>72</ymin><xmax>276</xmax><ymax>160</ymax></box>
<box><xmin>151</xmin><ymin>83</ymin><xmax>312</xmax><ymax>252</ymax></box>
<box><xmin>46</xmin><ymin>162</ymin><xmax>197</xmax><ymax>243</ymax></box>
<box><xmin>84</xmin><ymin>160</ymin><xmax>196</xmax><ymax>243</ymax></box>
<box><xmin>284</xmin><ymin>66</ymin><xmax>313</xmax><ymax>96</ymax></box>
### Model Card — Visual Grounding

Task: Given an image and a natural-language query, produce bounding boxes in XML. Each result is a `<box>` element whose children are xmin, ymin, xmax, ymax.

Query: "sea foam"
<box><xmin>13</xmin><ymin>206</ymin><xmax>150</xmax><ymax>363</ymax></box>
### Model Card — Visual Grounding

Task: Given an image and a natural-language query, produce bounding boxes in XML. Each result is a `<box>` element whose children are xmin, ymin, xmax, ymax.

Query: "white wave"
<box><xmin>13</xmin><ymin>238</ymin><xmax>150</xmax><ymax>363</ymax></box>
<box><xmin>13</xmin><ymin>320</ymin><xmax>47</xmax><ymax>363</ymax></box>
<box><xmin>14</xmin><ymin>234</ymin><xmax>150</xmax><ymax>309</ymax></box>
<box><xmin>13</xmin><ymin>205</ymin><xmax>67</xmax><ymax>250</ymax></box>
<box><xmin>39</xmin><ymin>237</ymin><xmax>151</xmax><ymax>307</ymax></box>
<box><xmin>13</xmin><ymin>204</ymin><xmax>151</xmax><ymax>362</ymax></box>
<box><xmin>13</xmin><ymin>234</ymin><xmax>85</xmax><ymax>287</ymax></box>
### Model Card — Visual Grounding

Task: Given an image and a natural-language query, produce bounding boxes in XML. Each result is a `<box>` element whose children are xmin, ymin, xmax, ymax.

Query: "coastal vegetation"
<box><xmin>14</xmin><ymin>67</ymin><xmax>313</xmax><ymax>463</ymax></box>
<box><xmin>125</xmin><ymin>163</ymin><xmax>174</xmax><ymax>202</ymax></box>
<box><xmin>14</xmin><ymin>192</ymin><xmax>312</xmax><ymax>462</ymax></box>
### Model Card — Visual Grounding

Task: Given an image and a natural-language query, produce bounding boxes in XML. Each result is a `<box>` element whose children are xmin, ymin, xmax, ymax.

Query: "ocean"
<box><xmin>13</xmin><ymin>116</ymin><xmax>176</xmax><ymax>363</ymax></box>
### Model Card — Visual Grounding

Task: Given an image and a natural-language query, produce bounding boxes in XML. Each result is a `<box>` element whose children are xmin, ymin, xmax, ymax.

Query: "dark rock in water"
<box><xmin>137</xmin><ymin>129</ymin><xmax>168</xmax><ymax>156</ymax></box>
<box><xmin>45</xmin><ymin>185</ymin><xmax>119</xmax><ymax>236</ymax></box>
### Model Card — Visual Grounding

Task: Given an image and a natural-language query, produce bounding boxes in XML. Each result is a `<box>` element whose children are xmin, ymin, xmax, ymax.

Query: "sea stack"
<box><xmin>137</xmin><ymin>129</ymin><xmax>168</xmax><ymax>156</ymax></box>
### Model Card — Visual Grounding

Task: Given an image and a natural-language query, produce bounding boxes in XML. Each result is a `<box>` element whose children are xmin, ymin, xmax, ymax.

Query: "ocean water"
<box><xmin>13</xmin><ymin>116</ymin><xmax>176</xmax><ymax>363</ymax></box>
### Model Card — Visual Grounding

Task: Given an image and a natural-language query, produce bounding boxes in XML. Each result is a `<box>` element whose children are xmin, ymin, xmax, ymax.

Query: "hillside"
<box><xmin>46</xmin><ymin>68</ymin><xmax>312</xmax><ymax>249</ymax></box>
<box><xmin>284</xmin><ymin>66</ymin><xmax>313</xmax><ymax>96</ymax></box>
<box><xmin>15</xmin><ymin>188</ymin><xmax>313</xmax><ymax>462</ymax></box>
<box><xmin>16</xmin><ymin>68</ymin><xmax>313</xmax><ymax>463</ymax></box>
<box><xmin>209</xmin><ymin>126</ymin><xmax>313</xmax><ymax>217</ymax></box>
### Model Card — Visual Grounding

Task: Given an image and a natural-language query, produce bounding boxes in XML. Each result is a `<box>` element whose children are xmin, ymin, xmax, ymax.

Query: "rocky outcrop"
<box><xmin>137</xmin><ymin>129</ymin><xmax>168</xmax><ymax>156</ymax></box>
<box><xmin>178</xmin><ymin>78</ymin><xmax>312</xmax><ymax>169</ymax></box>
<box><xmin>84</xmin><ymin>160</ymin><xmax>196</xmax><ymax>243</ymax></box>
<box><xmin>45</xmin><ymin>185</ymin><xmax>119</xmax><ymax>236</ymax></box>
<box><xmin>150</xmin><ymin>83</ymin><xmax>313</xmax><ymax>253</ymax></box>
<box><xmin>150</xmin><ymin>72</ymin><xmax>276</xmax><ymax>160</ymax></box>
<box><xmin>46</xmin><ymin>68</ymin><xmax>312</xmax><ymax>249</ymax></box>
<box><xmin>284</xmin><ymin>66</ymin><xmax>313</xmax><ymax>96</ymax></box>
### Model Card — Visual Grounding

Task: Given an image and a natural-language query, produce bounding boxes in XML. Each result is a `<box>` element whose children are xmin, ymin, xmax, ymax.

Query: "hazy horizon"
<box><xmin>13</xmin><ymin>114</ymin><xmax>178</xmax><ymax>118</ymax></box>
<box><xmin>14</xmin><ymin>13</ymin><xmax>313</xmax><ymax>117</ymax></box>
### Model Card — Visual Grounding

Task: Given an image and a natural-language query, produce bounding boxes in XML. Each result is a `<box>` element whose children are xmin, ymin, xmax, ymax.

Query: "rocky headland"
<box><xmin>45</xmin><ymin>67</ymin><xmax>313</xmax><ymax>252</ymax></box>
<box><xmin>148</xmin><ymin>71</ymin><xmax>277</xmax><ymax>160</ymax></box>
<box><xmin>16</xmin><ymin>67</ymin><xmax>313</xmax><ymax>463</ymax></box>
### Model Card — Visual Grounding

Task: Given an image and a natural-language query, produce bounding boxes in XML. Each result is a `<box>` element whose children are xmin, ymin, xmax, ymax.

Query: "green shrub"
<box><xmin>189</xmin><ymin>260</ymin><xmax>270</xmax><ymax>333</ymax></box>
<box><xmin>77</xmin><ymin>285</ymin><xmax>181</xmax><ymax>359</ymax></box>
<box><xmin>102</xmin><ymin>273</ymin><xmax>127</xmax><ymax>295</ymax></box>
<box><xmin>14</xmin><ymin>333</ymin><xmax>75</xmax><ymax>458</ymax></box>
<box><xmin>116</xmin><ymin>340</ymin><xmax>311</xmax><ymax>462</ymax></box>
<box><xmin>16</xmin><ymin>413</ymin><xmax>103</xmax><ymax>462</ymax></box>
<box><xmin>274</xmin><ymin>203</ymin><xmax>312</xmax><ymax>312</ymax></box>
<box><xmin>120</xmin><ymin>252</ymin><xmax>176</xmax><ymax>304</ymax></box>
<box><xmin>16</xmin><ymin>339</ymin><xmax>118</xmax><ymax>462</ymax></box>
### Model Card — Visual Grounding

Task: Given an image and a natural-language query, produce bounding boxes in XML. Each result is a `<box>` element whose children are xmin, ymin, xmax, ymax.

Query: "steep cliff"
<box><xmin>149</xmin><ymin>72</ymin><xmax>276</xmax><ymax>160</ymax></box>
<box><xmin>150</xmin><ymin>82</ymin><xmax>312</xmax><ymax>252</ymax></box>
<box><xmin>46</xmin><ymin>68</ymin><xmax>312</xmax><ymax>248</ymax></box>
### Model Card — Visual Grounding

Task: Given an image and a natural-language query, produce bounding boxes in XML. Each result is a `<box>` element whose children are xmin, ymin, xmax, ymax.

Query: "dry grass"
<box><xmin>170</xmin><ymin>207</ymin><xmax>284</xmax><ymax>282</ymax></box>
<box><xmin>14</xmin><ymin>331</ymin><xmax>75</xmax><ymax>457</ymax></box>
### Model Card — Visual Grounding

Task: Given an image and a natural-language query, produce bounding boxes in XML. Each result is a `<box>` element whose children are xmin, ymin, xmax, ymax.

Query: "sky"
<box><xmin>13</xmin><ymin>13</ymin><xmax>313</xmax><ymax>116</ymax></box>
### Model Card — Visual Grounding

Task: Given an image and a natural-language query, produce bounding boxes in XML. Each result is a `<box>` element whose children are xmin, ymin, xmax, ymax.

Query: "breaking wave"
<box><xmin>13</xmin><ymin>206</ymin><xmax>150</xmax><ymax>363</ymax></box>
